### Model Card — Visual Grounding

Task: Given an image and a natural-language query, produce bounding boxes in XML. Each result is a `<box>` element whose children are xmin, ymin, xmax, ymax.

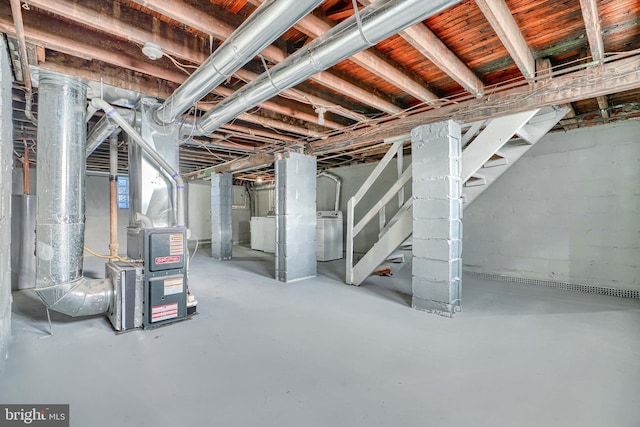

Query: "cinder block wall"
<box><xmin>0</xmin><ymin>38</ymin><xmax>13</xmax><ymax>374</ymax></box>
<box><xmin>464</xmin><ymin>121</ymin><xmax>640</xmax><ymax>291</ymax></box>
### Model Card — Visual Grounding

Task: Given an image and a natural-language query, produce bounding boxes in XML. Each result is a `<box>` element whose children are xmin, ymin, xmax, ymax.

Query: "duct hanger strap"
<box><xmin>260</xmin><ymin>55</ymin><xmax>283</xmax><ymax>93</ymax></box>
<box><xmin>352</xmin><ymin>0</ymin><xmax>374</xmax><ymax>47</ymax></box>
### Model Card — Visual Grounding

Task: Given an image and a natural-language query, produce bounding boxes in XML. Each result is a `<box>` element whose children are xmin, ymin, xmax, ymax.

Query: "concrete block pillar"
<box><xmin>275</xmin><ymin>152</ymin><xmax>317</xmax><ymax>282</ymax></box>
<box><xmin>0</xmin><ymin>37</ymin><xmax>13</xmax><ymax>374</ymax></box>
<box><xmin>211</xmin><ymin>172</ymin><xmax>233</xmax><ymax>260</ymax></box>
<box><xmin>411</xmin><ymin>120</ymin><xmax>463</xmax><ymax>317</ymax></box>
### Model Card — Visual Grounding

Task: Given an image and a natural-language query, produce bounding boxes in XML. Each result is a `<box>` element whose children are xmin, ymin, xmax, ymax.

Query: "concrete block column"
<box><xmin>411</xmin><ymin>120</ymin><xmax>463</xmax><ymax>317</ymax></box>
<box><xmin>275</xmin><ymin>152</ymin><xmax>317</xmax><ymax>282</ymax></box>
<box><xmin>211</xmin><ymin>172</ymin><xmax>232</xmax><ymax>260</ymax></box>
<box><xmin>0</xmin><ymin>37</ymin><xmax>13</xmax><ymax>374</ymax></box>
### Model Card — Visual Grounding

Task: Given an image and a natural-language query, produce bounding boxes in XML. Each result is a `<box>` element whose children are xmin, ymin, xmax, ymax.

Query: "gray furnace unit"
<box><xmin>108</xmin><ymin>227</ymin><xmax>189</xmax><ymax>331</ymax></box>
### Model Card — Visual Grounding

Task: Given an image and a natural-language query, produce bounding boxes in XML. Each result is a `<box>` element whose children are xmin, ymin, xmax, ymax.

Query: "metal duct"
<box><xmin>86</xmin><ymin>110</ymin><xmax>133</xmax><ymax>158</ymax></box>
<box><xmin>91</xmin><ymin>98</ymin><xmax>186</xmax><ymax>228</ymax></box>
<box><xmin>189</xmin><ymin>0</ymin><xmax>460</xmax><ymax>135</ymax></box>
<box><xmin>35</xmin><ymin>71</ymin><xmax>112</xmax><ymax>317</ymax></box>
<box><xmin>317</xmin><ymin>171</ymin><xmax>342</xmax><ymax>212</ymax></box>
<box><xmin>154</xmin><ymin>0</ymin><xmax>323</xmax><ymax>125</ymax></box>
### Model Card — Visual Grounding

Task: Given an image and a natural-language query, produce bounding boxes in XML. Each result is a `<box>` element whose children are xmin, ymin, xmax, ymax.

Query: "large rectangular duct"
<box><xmin>128</xmin><ymin>98</ymin><xmax>180</xmax><ymax>228</ymax></box>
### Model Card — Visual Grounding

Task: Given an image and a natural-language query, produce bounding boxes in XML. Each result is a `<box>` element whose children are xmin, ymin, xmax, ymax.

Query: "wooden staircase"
<box><xmin>345</xmin><ymin>107</ymin><xmax>569</xmax><ymax>286</ymax></box>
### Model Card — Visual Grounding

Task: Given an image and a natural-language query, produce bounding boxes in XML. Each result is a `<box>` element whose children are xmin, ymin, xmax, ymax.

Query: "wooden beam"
<box><xmin>580</xmin><ymin>0</ymin><xmax>609</xmax><ymax>119</ymax></box>
<box><xmin>40</xmin><ymin>53</ymin><xmax>177</xmax><ymax>99</ymax></box>
<box><xmin>579</xmin><ymin>0</ymin><xmax>604</xmax><ymax>62</ymax></box>
<box><xmin>233</xmin><ymin>68</ymin><xmax>367</xmax><ymax>121</ymax></box>
<box><xmin>248</xmin><ymin>0</ymin><xmax>438</xmax><ymax>104</ymax></box>
<box><xmin>579</xmin><ymin>0</ymin><xmax>607</xmax><ymax>119</ymax></box>
<box><xmin>359</xmin><ymin>0</ymin><xmax>485</xmax><ymax>97</ymax></box>
<box><xmin>29</xmin><ymin>0</ymin><xmax>356</xmax><ymax>124</ymax></box>
<box><xmin>213</xmin><ymin>85</ymin><xmax>342</xmax><ymax>129</ymax></box>
<box><xmin>22</xmin><ymin>0</ymin><xmax>343</xmax><ymax>129</ymax></box>
<box><xmin>596</xmin><ymin>95</ymin><xmax>610</xmax><ymax>119</ymax></box>
<box><xmin>221</xmin><ymin>123</ymin><xmax>297</xmax><ymax>142</ymax></box>
<box><xmin>311</xmin><ymin>54</ymin><xmax>640</xmax><ymax>153</ymax></box>
<box><xmin>475</xmin><ymin>0</ymin><xmax>535</xmax><ymax>80</ymax></box>
<box><xmin>185</xmin><ymin>54</ymin><xmax>640</xmax><ymax>173</ymax></box>
<box><xmin>215</xmin><ymin>152</ymin><xmax>275</xmax><ymax>174</ymax></box>
<box><xmin>26</xmin><ymin>0</ymin><xmax>209</xmax><ymax>63</ymax></box>
<box><xmin>130</xmin><ymin>0</ymin><xmax>401</xmax><ymax>114</ymax></box>
<box><xmin>537</xmin><ymin>58</ymin><xmax>578</xmax><ymax>130</ymax></box>
<box><xmin>0</xmin><ymin>13</ymin><xmax>329</xmax><ymax>138</ymax></box>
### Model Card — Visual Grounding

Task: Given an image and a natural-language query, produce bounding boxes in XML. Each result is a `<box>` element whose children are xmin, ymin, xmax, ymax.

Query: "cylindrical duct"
<box><xmin>36</xmin><ymin>71</ymin><xmax>112</xmax><ymax>317</ymax></box>
<box><xmin>10</xmin><ymin>195</ymin><xmax>36</xmax><ymax>290</ymax></box>
<box><xmin>154</xmin><ymin>0</ymin><xmax>323</xmax><ymax>125</ymax></box>
<box><xmin>190</xmin><ymin>0</ymin><xmax>459</xmax><ymax>135</ymax></box>
<box><xmin>86</xmin><ymin>110</ymin><xmax>133</xmax><ymax>158</ymax></box>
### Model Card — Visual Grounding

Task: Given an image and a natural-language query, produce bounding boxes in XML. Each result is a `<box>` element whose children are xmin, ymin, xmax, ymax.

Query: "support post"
<box><xmin>411</xmin><ymin>120</ymin><xmax>463</xmax><ymax>317</ymax></box>
<box><xmin>210</xmin><ymin>172</ymin><xmax>233</xmax><ymax>260</ymax></box>
<box><xmin>275</xmin><ymin>152</ymin><xmax>317</xmax><ymax>282</ymax></box>
<box><xmin>0</xmin><ymin>36</ymin><xmax>13</xmax><ymax>374</ymax></box>
<box><xmin>109</xmin><ymin>134</ymin><xmax>119</xmax><ymax>258</ymax></box>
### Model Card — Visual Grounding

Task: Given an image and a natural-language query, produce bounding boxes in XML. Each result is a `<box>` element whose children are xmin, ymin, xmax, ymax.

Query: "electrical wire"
<box><xmin>83</xmin><ymin>246</ymin><xmax>138</xmax><ymax>264</ymax></box>
<box><xmin>351</xmin><ymin>0</ymin><xmax>374</xmax><ymax>47</ymax></box>
<box><xmin>189</xmin><ymin>232</ymin><xmax>199</xmax><ymax>262</ymax></box>
<box><xmin>163</xmin><ymin>51</ymin><xmax>199</xmax><ymax>76</ymax></box>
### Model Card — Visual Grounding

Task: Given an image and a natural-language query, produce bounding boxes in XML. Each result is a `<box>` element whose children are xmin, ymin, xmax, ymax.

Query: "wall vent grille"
<box><xmin>464</xmin><ymin>271</ymin><xmax>640</xmax><ymax>300</ymax></box>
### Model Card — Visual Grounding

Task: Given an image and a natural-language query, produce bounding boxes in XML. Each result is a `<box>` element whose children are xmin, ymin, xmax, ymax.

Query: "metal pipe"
<box><xmin>9</xmin><ymin>0</ymin><xmax>37</xmax><ymax>125</ymax></box>
<box><xmin>86</xmin><ymin>103</ymin><xmax>98</xmax><ymax>123</ymax></box>
<box><xmin>190</xmin><ymin>0</ymin><xmax>460</xmax><ymax>135</ymax></box>
<box><xmin>154</xmin><ymin>0</ymin><xmax>323</xmax><ymax>125</ymax></box>
<box><xmin>35</xmin><ymin>71</ymin><xmax>112</xmax><ymax>317</ymax></box>
<box><xmin>317</xmin><ymin>171</ymin><xmax>342</xmax><ymax>212</ymax></box>
<box><xmin>109</xmin><ymin>134</ymin><xmax>119</xmax><ymax>258</ymax></box>
<box><xmin>86</xmin><ymin>110</ymin><xmax>134</xmax><ymax>158</ymax></box>
<box><xmin>23</xmin><ymin>140</ymin><xmax>30</xmax><ymax>195</ymax></box>
<box><xmin>91</xmin><ymin>98</ymin><xmax>186</xmax><ymax>227</ymax></box>
<box><xmin>135</xmin><ymin>212</ymin><xmax>154</xmax><ymax>229</ymax></box>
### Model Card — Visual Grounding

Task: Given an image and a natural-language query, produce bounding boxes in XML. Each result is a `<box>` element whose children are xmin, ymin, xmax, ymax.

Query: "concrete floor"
<box><xmin>2</xmin><ymin>245</ymin><xmax>639</xmax><ymax>427</ymax></box>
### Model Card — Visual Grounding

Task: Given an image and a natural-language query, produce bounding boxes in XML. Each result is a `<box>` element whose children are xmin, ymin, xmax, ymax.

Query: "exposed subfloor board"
<box><xmin>2</xmin><ymin>245</ymin><xmax>640</xmax><ymax>427</ymax></box>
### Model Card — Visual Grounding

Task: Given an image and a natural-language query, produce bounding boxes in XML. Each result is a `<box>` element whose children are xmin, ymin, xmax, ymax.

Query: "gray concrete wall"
<box><xmin>232</xmin><ymin>185</ymin><xmax>250</xmax><ymax>244</ymax></box>
<box><xmin>464</xmin><ymin>120</ymin><xmax>640</xmax><ymax>291</ymax></box>
<box><xmin>0</xmin><ymin>38</ymin><xmax>13</xmax><ymax>375</ymax></box>
<box><xmin>187</xmin><ymin>180</ymin><xmax>212</xmax><ymax>242</ymax></box>
<box><xmin>188</xmin><ymin>181</ymin><xmax>250</xmax><ymax>245</ymax></box>
<box><xmin>84</xmin><ymin>174</ymin><xmax>130</xmax><ymax>256</ymax></box>
<box><xmin>253</xmin><ymin>184</ymin><xmax>275</xmax><ymax>217</ymax></box>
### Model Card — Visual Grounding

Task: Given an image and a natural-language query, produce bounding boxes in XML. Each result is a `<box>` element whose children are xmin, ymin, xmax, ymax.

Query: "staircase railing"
<box><xmin>345</xmin><ymin>107</ymin><xmax>569</xmax><ymax>286</ymax></box>
<box><xmin>345</xmin><ymin>134</ymin><xmax>410</xmax><ymax>285</ymax></box>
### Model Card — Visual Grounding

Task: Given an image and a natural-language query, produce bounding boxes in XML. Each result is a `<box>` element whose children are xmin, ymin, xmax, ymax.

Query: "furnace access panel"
<box><xmin>142</xmin><ymin>228</ymin><xmax>188</xmax><ymax>328</ymax></box>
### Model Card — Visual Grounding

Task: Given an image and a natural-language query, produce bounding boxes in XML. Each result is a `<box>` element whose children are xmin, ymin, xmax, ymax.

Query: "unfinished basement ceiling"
<box><xmin>3</xmin><ymin>0</ymin><xmax>640</xmax><ymax>181</ymax></box>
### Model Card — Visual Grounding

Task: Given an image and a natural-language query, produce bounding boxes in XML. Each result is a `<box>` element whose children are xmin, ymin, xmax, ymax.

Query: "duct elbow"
<box><xmin>36</xmin><ymin>277</ymin><xmax>113</xmax><ymax>317</ymax></box>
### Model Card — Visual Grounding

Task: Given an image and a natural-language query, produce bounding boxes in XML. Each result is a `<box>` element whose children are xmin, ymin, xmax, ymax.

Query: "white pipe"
<box><xmin>86</xmin><ymin>111</ymin><xmax>133</xmax><ymax>158</ymax></box>
<box><xmin>317</xmin><ymin>171</ymin><xmax>342</xmax><ymax>212</ymax></box>
<box><xmin>91</xmin><ymin>98</ymin><xmax>186</xmax><ymax>228</ymax></box>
